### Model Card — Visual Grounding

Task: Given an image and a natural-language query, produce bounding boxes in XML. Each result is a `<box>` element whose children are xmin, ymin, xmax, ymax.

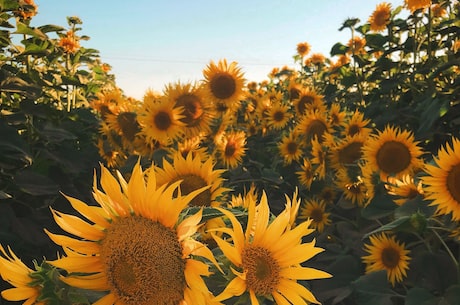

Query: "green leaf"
<box><xmin>15</xmin><ymin>21</ymin><xmax>47</xmax><ymax>39</ymax></box>
<box><xmin>38</xmin><ymin>24</ymin><xmax>65</xmax><ymax>33</ymax></box>
<box><xmin>351</xmin><ymin>271</ymin><xmax>395</xmax><ymax>305</ymax></box>
<box><xmin>406</xmin><ymin>287</ymin><xmax>439</xmax><ymax>305</ymax></box>
<box><xmin>361</xmin><ymin>192</ymin><xmax>396</xmax><ymax>220</ymax></box>
<box><xmin>363</xmin><ymin>216</ymin><xmax>411</xmax><ymax>238</ymax></box>
<box><xmin>40</xmin><ymin>124</ymin><xmax>78</xmax><ymax>143</ymax></box>
<box><xmin>14</xmin><ymin>169</ymin><xmax>59</xmax><ymax>196</ymax></box>
<box><xmin>330</xmin><ymin>42</ymin><xmax>348</xmax><ymax>56</ymax></box>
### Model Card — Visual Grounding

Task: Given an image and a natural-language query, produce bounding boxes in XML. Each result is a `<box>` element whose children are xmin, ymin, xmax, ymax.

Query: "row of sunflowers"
<box><xmin>1</xmin><ymin>0</ymin><xmax>460</xmax><ymax>304</ymax></box>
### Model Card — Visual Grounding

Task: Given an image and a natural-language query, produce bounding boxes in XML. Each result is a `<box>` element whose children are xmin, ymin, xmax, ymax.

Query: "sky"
<box><xmin>31</xmin><ymin>0</ymin><xmax>404</xmax><ymax>99</ymax></box>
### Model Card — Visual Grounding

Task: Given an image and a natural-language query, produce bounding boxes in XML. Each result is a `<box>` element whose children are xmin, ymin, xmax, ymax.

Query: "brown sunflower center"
<box><xmin>381</xmin><ymin>247</ymin><xmax>400</xmax><ymax>269</ymax></box>
<box><xmin>290</xmin><ymin>88</ymin><xmax>300</xmax><ymax>101</ymax></box>
<box><xmin>100</xmin><ymin>216</ymin><xmax>185</xmax><ymax>305</ymax></box>
<box><xmin>176</xmin><ymin>94</ymin><xmax>204</xmax><ymax>126</ymax></box>
<box><xmin>117</xmin><ymin>112</ymin><xmax>140</xmax><ymax>142</ymax></box>
<box><xmin>447</xmin><ymin>164</ymin><xmax>460</xmax><ymax>202</ymax></box>
<box><xmin>307</xmin><ymin>120</ymin><xmax>327</xmax><ymax>142</ymax></box>
<box><xmin>287</xmin><ymin>142</ymin><xmax>298</xmax><ymax>154</ymax></box>
<box><xmin>210</xmin><ymin>73</ymin><xmax>236</xmax><ymax>100</ymax></box>
<box><xmin>376</xmin><ymin>141</ymin><xmax>412</xmax><ymax>174</ymax></box>
<box><xmin>338</xmin><ymin>142</ymin><xmax>363</xmax><ymax>164</ymax></box>
<box><xmin>154</xmin><ymin>111</ymin><xmax>172</xmax><ymax>131</ymax></box>
<box><xmin>242</xmin><ymin>246</ymin><xmax>280</xmax><ymax>296</ymax></box>
<box><xmin>348</xmin><ymin>124</ymin><xmax>361</xmax><ymax>136</ymax></box>
<box><xmin>171</xmin><ymin>174</ymin><xmax>212</xmax><ymax>207</ymax></box>
<box><xmin>310</xmin><ymin>207</ymin><xmax>324</xmax><ymax>223</ymax></box>
<box><xmin>273</xmin><ymin>110</ymin><xmax>285</xmax><ymax>122</ymax></box>
<box><xmin>298</xmin><ymin>95</ymin><xmax>314</xmax><ymax>114</ymax></box>
<box><xmin>225</xmin><ymin>142</ymin><xmax>237</xmax><ymax>157</ymax></box>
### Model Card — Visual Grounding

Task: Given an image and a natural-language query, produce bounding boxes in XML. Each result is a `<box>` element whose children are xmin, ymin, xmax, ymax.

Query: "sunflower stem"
<box><xmin>431</xmin><ymin>228</ymin><xmax>459</xmax><ymax>269</ymax></box>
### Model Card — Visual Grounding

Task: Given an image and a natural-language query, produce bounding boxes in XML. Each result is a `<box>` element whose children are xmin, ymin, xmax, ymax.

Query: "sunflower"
<box><xmin>168</xmin><ymin>136</ymin><xmax>210</xmax><ymax>161</ymax></box>
<box><xmin>138</xmin><ymin>95</ymin><xmax>186</xmax><ymax>145</ymax></box>
<box><xmin>203</xmin><ymin>59</ymin><xmax>245</xmax><ymax>111</ymax></box>
<box><xmin>211</xmin><ymin>192</ymin><xmax>331</xmax><ymax>304</ymax></box>
<box><xmin>164</xmin><ymin>82</ymin><xmax>215</xmax><ymax>137</ymax></box>
<box><xmin>368</xmin><ymin>2</ymin><xmax>392</xmax><ymax>32</ymax></box>
<box><xmin>293</xmin><ymin>88</ymin><xmax>324</xmax><ymax>116</ymax></box>
<box><xmin>386</xmin><ymin>175</ymin><xmax>424</xmax><ymax>206</ymax></box>
<box><xmin>423</xmin><ymin>137</ymin><xmax>460</xmax><ymax>221</ymax></box>
<box><xmin>0</xmin><ymin>245</ymin><xmax>44</xmax><ymax>305</ymax></box>
<box><xmin>404</xmin><ymin>0</ymin><xmax>431</xmax><ymax>13</ymax></box>
<box><xmin>58</xmin><ymin>30</ymin><xmax>80</xmax><ymax>54</ymax></box>
<box><xmin>265</xmin><ymin>102</ymin><xmax>292</xmax><ymax>131</ymax></box>
<box><xmin>362</xmin><ymin>233</ymin><xmax>411</xmax><ymax>286</ymax></box>
<box><xmin>299</xmin><ymin>199</ymin><xmax>331</xmax><ymax>233</ymax></box>
<box><xmin>278</xmin><ymin>132</ymin><xmax>304</xmax><ymax>165</ymax></box>
<box><xmin>229</xmin><ymin>183</ymin><xmax>260</xmax><ymax>209</ymax></box>
<box><xmin>296</xmin><ymin>42</ymin><xmax>311</xmax><ymax>57</ymax></box>
<box><xmin>311</xmin><ymin>137</ymin><xmax>327</xmax><ymax>180</ymax></box>
<box><xmin>104</xmin><ymin>99</ymin><xmax>142</xmax><ymax>148</ymax></box>
<box><xmin>336</xmin><ymin>168</ymin><xmax>369</xmax><ymax>207</ymax></box>
<box><xmin>155</xmin><ymin>151</ymin><xmax>228</xmax><ymax>207</ymax></box>
<box><xmin>215</xmin><ymin>131</ymin><xmax>247</xmax><ymax>169</ymax></box>
<box><xmin>91</xmin><ymin>89</ymin><xmax>124</xmax><ymax>119</ymax></box>
<box><xmin>342</xmin><ymin>110</ymin><xmax>372</xmax><ymax>137</ymax></box>
<box><xmin>347</xmin><ymin>36</ymin><xmax>367</xmax><ymax>55</ymax></box>
<box><xmin>328</xmin><ymin>103</ymin><xmax>347</xmax><ymax>127</ymax></box>
<box><xmin>296</xmin><ymin>158</ymin><xmax>315</xmax><ymax>189</ymax></box>
<box><xmin>305</xmin><ymin>53</ymin><xmax>326</xmax><ymax>66</ymax></box>
<box><xmin>45</xmin><ymin>162</ymin><xmax>218</xmax><ymax>305</ymax></box>
<box><xmin>296</xmin><ymin>110</ymin><xmax>331</xmax><ymax>143</ymax></box>
<box><xmin>97</xmin><ymin>138</ymin><xmax>126</xmax><ymax>169</ymax></box>
<box><xmin>362</xmin><ymin>125</ymin><xmax>424</xmax><ymax>180</ymax></box>
<box><xmin>329</xmin><ymin>134</ymin><xmax>367</xmax><ymax>172</ymax></box>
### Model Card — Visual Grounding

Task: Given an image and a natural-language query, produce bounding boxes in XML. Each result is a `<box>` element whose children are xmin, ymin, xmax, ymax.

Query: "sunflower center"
<box><xmin>154</xmin><ymin>111</ymin><xmax>172</xmax><ymax>131</ymax></box>
<box><xmin>290</xmin><ymin>88</ymin><xmax>300</xmax><ymax>101</ymax></box>
<box><xmin>273</xmin><ymin>110</ymin><xmax>285</xmax><ymax>122</ymax></box>
<box><xmin>242</xmin><ymin>246</ymin><xmax>280</xmax><ymax>296</ymax></box>
<box><xmin>339</xmin><ymin>142</ymin><xmax>363</xmax><ymax>164</ymax></box>
<box><xmin>298</xmin><ymin>96</ymin><xmax>314</xmax><ymax>114</ymax></box>
<box><xmin>307</xmin><ymin>120</ymin><xmax>327</xmax><ymax>142</ymax></box>
<box><xmin>348</xmin><ymin>124</ymin><xmax>361</xmax><ymax>136</ymax></box>
<box><xmin>310</xmin><ymin>208</ymin><xmax>324</xmax><ymax>223</ymax></box>
<box><xmin>176</xmin><ymin>94</ymin><xmax>204</xmax><ymax>126</ymax></box>
<box><xmin>171</xmin><ymin>174</ymin><xmax>212</xmax><ymax>206</ymax></box>
<box><xmin>210</xmin><ymin>73</ymin><xmax>236</xmax><ymax>100</ymax></box>
<box><xmin>376</xmin><ymin>141</ymin><xmax>411</xmax><ymax>174</ymax></box>
<box><xmin>100</xmin><ymin>216</ymin><xmax>185</xmax><ymax>305</ymax></box>
<box><xmin>447</xmin><ymin>164</ymin><xmax>460</xmax><ymax>203</ymax></box>
<box><xmin>225</xmin><ymin>142</ymin><xmax>237</xmax><ymax>157</ymax></box>
<box><xmin>287</xmin><ymin>142</ymin><xmax>298</xmax><ymax>154</ymax></box>
<box><xmin>381</xmin><ymin>247</ymin><xmax>400</xmax><ymax>269</ymax></box>
<box><xmin>117</xmin><ymin>112</ymin><xmax>140</xmax><ymax>142</ymax></box>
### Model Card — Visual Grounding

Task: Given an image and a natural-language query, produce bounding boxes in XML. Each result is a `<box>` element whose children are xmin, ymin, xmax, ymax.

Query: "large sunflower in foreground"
<box><xmin>155</xmin><ymin>151</ymin><xmax>228</xmax><ymax>207</ymax></box>
<box><xmin>362</xmin><ymin>233</ymin><xmax>411</xmax><ymax>286</ymax></box>
<box><xmin>362</xmin><ymin>125</ymin><xmax>424</xmax><ymax>180</ymax></box>
<box><xmin>0</xmin><ymin>245</ymin><xmax>44</xmax><ymax>305</ymax></box>
<box><xmin>45</xmin><ymin>163</ymin><xmax>218</xmax><ymax>305</ymax></box>
<box><xmin>211</xmin><ymin>192</ymin><xmax>331</xmax><ymax>304</ymax></box>
<box><xmin>203</xmin><ymin>59</ymin><xmax>245</xmax><ymax>111</ymax></box>
<box><xmin>423</xmin><ymin>137</ymin><xmax>460</xmax><ymax>221</ymax></box>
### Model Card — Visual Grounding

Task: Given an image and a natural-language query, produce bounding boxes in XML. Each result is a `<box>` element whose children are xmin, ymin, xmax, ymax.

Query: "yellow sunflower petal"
<box><xmin>214</xmin><ymin>276</ymin><xmax>246</xmax><ymax>302</ymax></box>
<box><xmin>1</xmin><ymin>287</ymin><xmax>37</xmax><ymax>301</ymax></box>
<box><xmin>211</xmin><ymin>233</ymin><xmax>242</xmax><ymax>266</ymax></box>
<box><xmin>50</xmin><ymin>209</ymin><xmax>104</xmax><ymax>241</ymax></box>
<box><xmin>63</xmin><ymin>195</ymin><xmax>110</xmax><ymax>227</ymax></box>
<box><xmin>280</xmin><ymin>265</ymin><xmax>332</xmax><ymax>280</ymax></box>
<box><xmin>45</xmin><ymin>230</ymin><xmax>101</xmax><ymax>255</ymax></box>
<box><xmin>61</xmin><ymin>273</ymin><xmax>109</xmax><ymax>290</ymax></box>
<box><xmin>49</xmin><ymin>256</ymin><xmax>103</xmax><ymax>273</ymax></box>
<box><xmin>273</xmin><ymin>288</ymin><xmax>308</xmax><ymax>305</ymax></box>
<box><xmin>277</xmin><ymin>278</ymin><xmax>320</xmax><ymax>304</ymax></box>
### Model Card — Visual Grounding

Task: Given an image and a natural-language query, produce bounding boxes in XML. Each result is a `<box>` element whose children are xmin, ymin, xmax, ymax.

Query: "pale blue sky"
<box><xmin>31</xmin><ymin>1</ymin><xmax>404</xmax><ymax>99</ymax></box>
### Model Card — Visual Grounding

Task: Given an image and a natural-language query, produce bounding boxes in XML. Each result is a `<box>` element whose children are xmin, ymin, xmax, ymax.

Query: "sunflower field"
<box><xmin>1</xmin><ymin>0</ymin><xmax>460</xmax><ymax>304</ymax></box>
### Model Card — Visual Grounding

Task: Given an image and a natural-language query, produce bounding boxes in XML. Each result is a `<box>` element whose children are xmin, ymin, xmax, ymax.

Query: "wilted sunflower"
<box><xmin>278</xmin><ymin>132</ymin><xmax>304</xmax><ymax>165</ymax></box>
<box><xmin>423</xmin><ymin>137</ymin><xmax>460</xmax><ymax>221</ymax></box>
<box><xmin>386</xmin><ymin>175</ymin><xmax>424</xmax><ymax>206</ymax></box>
<box><xmin>293</xmin><ymin>88</ymin><xmax>324</xmax><ymax>116</ymax></box>
<box><xmin>212</xmin><ymin>192</ymin><xmax>331</xmax><ymax>305</ymax></box>
<box><xmin>46</xmin><ymin>163</ymin><xmax>218</xmax><ymax>305</ymax></box>
<box><xmin>265</xmin><ymin>102</ymin><xmax>292</xmax><ymax>131</ymax></box>
<box><xmin>138</xmin><ymin>95</ymin><xmax>186</xmax><ymax>145</ymax></box>
<box><xmin>404</xmin><ymin>0</ymin><xmax>431</xmax><ymax>12</ymax></box>
<box><xmin>362</xmin><ymin>125</ymin><xmax>424</xmax><ymax>180</ymax></box>
<box><xmin>155</xmin><ymin>151</ymin><xmax>228</xmax><ymax>207</ymax></box>
<box><xmin>215</xmin><ymin>131</ymin><xmax>247</xmax><ymax>169</ymax></box>
<box><xmin>362</xmin><ymin>233</ymin><xmax>411</xmax><ymax>286</ymax></box>
<box><xmin>203</xmin><ymin>59</ymin><xmax>245</xmax><ymax>111</ymax></box>
<box><xmin>296</xmin><ymin>110</ymin><xmax>331</xmax><ymax>143</ymax></box>
<box><xmin>368</xmin><ymin>2</ymin><xmax>392</xmax><ymax>32</ymax></box>
<box><xmin>299</xmin><ymin>199</ymin><xmax>331</xmax><ymax>233</ymax></box>
<box><xmin>296</xmin><ymin>158</ymin><xmax>315</xmax><ymax>189</ymax></box>
<box><xmin>164</xmin><ymin>82</ymin><xmax>215</xmax><ymax>137</ymax></box>
<box><xmin>0</xmin><ymin>245</ymin><xmax>44</xmax><ymax>305</ymax></box>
